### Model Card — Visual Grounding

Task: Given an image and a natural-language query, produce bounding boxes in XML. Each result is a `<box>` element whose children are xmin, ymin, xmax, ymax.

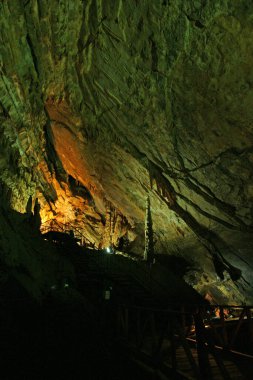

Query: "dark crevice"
<box><xmin>170</xmin><ymin>123</ymin><xmax>252</xmax><ymax>229</ymax></box>
<box><xmin>137</xmin><ymin>17</ymin><xmax>143</xmax><ymax>31</ymax></box>
<box><xmin>186</xmin><ymin>145</ymin><xmax>253</xmax><ymax>173</ymax></box>
<box><xmin>175</xmin><ymin>191</ymin><xmax>241</xmax><ymax>231</ymax></box>
<box><xmin>26</xmin><ymin>34</ymin><xmax>39</xmax><ymax>77</ymax></box>
<box><xmin>149</xmin><ymin>36</ymin><xmax>158</xmax><ymax>72</ymax></box>
<box><xmin>185</xmin><ymin>176</ymin><xmax>234</xmax><ymax>209</ymax></box>
<box><xmin>75</xmin><ymin>2</ymin><xmax>92</xmax><ymax>123</ymax></box>
<box><xmin>77</xmin><ymin>3</ymin><xmax>89</xmax><ymax>60</ymax></box>
<box><xmin>169</xmin><ymin>200</ymin><xmax>242</xmax><ymax>281</ymax></box>
<box><xmin>0</xmin><ymin>100</ymin><xmax>10</xmax><ymax>118</ymax></box>
<box><xmin>38</xmin><ymin>182</ymin><xmax>57</xmax><ymax>204</ymax></box>
<box><xmin>77</xmin><ymin>4</ymin><xmax>105</xmax><ymax>60</ymax></box>
<box><xmin>42</xmin><ymin>114</ymin><xmax>67</xmax><ymax>184</ymax></box>
<box><xmin>102</xmin><ymin>22</ymin><xmax>122</xmax><ymax>43</ymax></box>
<box><xmin>185</xmin><ymin>176</ymin><xmax>252</xmax><ymax>230</ymax></box>
<box><xmin>159</xmin><ymin>160</ymin><xmax>250</xmax><ymax>230</ymax></box>
<box><xmin>186</xmin><ymin>14</ymin><xmax>205</xmax><ymax>29</ymax></box>
<box><xmin>75</xmin><ymin>4</ymin><xmax>103</xmax><ymax>139</ymax></box>
<box><xmin>149</xmin><ymin>161</ymin><xmax>243</xmax><ymax>281</ymax></box>
<box><xmin>68</xmin><ymin>175</ymin><xmax>95</xmax><ymax>205</ymax></box>
<box><xmin>0</xmin><ymin>73</ymin><xmax>23</xmax><ymax>121</ymax></box>
<box><xmin>37</xmin><ymin>0</ymin><xmax>42</xmax><ymax>19</ymax></box>
<box><xmin>195</xmin><ymin>20</ymin><xmax>205</xmax><ymax>29</ymax></box>
<box><xmin>212</xmin><ymin>254</ymin><xmax>226</xmax><ymax>280</ymax></box>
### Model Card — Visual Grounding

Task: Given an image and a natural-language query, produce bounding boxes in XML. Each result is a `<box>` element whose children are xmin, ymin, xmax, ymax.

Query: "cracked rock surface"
<box><xmin>0</xmin><ymin>0</ymin><xmax>253</xmax><ymax>303</ymax></box>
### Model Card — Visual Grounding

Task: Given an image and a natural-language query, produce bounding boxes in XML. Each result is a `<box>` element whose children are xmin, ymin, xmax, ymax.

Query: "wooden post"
<box><xmin>195</xmin><ymin>311</ymin><xmax>231</xmax><ymax>380</ymax></box>
<box><xmin>150</xmin><ymin>312</ymin><xmax>158</xmax><ymax>356</ymax></box>
<box><xmin>154</xmin><ymin>317</ymin><xmax>168</xmax><ymax>361</ymax></box>
<box><xmin>246</xmin><ymin>307</ymin><xmax>253</xmax><ymax>348</ymax></box>
<box><xmin>136</xmin><ymin>307</ymin><xmax>141</xmax><ymax>346</ymax></box>
<box><xmin>229</xmin><ymin>308</ymin><xmax>246</xmax><ymax>349</ymax></box>
<box><xmin>194</xmin><ymin>312</ymin><xmax>212</xmax><ymax>379</ymax></box>
<box><xmin>176</xmin><ymin>319</ymin><xmax>201</xmax><ymax>379</ymax></box>
<box><xmin>117</xmin><ymin>305</ymin><xmax>122</xmax><ymax>336</ymax></box>
<box><xmin>138</xmin><ymin>314</ymin><xmax>149</xmax><ymax>350</ymax></box>
<box><xmin>170</xmin><ymin>319</ymin><xmax>177</xmax><ymax>371</ymax></box>
<box><xmin>119</xmin><ymin>305</ymin><xmax>129</xmax><ymax>338</ymax></box>
<box><xmin>220</xmin><ymin>306</ymin><xmax>228</xmax><ymax>349</ymax></box>
<box><xmin>181</xmin><ymin>305</ymin><xmax>186</xmax><ymax>335</ymax></box>
<box><xmin>124</xmin><ymin>307</ymin><xmax>129</xmax><ymax>339</ymax></box>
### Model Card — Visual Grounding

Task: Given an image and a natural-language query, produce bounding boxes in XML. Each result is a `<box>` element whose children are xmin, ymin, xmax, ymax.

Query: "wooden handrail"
<box><xmin>41</xmin><ymin>219</ymin><xmax>94</xmax><ymax>246</ymax></box>
<box><xmin>116</xmin><ymin>302</ymin><xmax>253</xmax><ymax>380</ymax></box>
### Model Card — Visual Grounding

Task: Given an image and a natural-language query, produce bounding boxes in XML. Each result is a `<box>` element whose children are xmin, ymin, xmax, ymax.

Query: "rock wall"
<box><xmin>0</xmin><ymin>0</ymin><xmax>253</xmax><ymax>303</ymax></box>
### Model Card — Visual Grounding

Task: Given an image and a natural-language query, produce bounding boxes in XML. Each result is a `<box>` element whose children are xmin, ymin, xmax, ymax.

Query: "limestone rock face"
<box><xmin>0</xmin><ymin>0</ymin><xmax>253</xmax><ymax>303</ymax></box>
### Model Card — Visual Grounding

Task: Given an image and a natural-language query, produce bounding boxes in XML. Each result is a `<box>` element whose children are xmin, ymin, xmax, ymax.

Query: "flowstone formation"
<box><xmin>0</xmin><ymin>0</ymin><xmax>253</xmax><ymax>303</ymax></box>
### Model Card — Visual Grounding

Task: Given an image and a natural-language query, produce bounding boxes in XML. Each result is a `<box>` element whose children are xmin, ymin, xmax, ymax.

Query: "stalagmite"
<box><xmin>143</xmin><ymin>196</ymin><xmax>155</xmax><ymax>264</ymax></box>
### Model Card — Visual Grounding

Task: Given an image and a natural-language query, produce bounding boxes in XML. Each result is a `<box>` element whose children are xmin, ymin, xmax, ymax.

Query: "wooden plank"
<box><xmin>176</xmin><ymin>320</ymin><xmax>202</xmax><ymax>379</ymax></box>
<box><xmin>116</xmin><ymin>304</ymin><xmax>252</xmax><ymax>380</ymax></box>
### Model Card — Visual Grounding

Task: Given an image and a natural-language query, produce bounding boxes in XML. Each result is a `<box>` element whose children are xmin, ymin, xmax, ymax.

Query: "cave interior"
<box><xmin>0</xmin><ymin>0</ymin><xmax>253</xmax><ymax>378</ymax></box>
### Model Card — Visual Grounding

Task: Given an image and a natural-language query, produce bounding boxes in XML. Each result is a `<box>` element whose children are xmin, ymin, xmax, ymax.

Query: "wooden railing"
<box><xmin>83</xmin><ymin>252</ymin><xmax>201</xmax><ymax>307</ymax></box>
<box><xmin>40</xmin><ymin>219</ymin><xmax>94</xmax><ymax>247</ymax></box>
<box><xmin>198</xmin><ymin>304</ymin><xmax>253</xmax><ymax>352</ymax></box>
<box><xmin>43</xmin><ymin>232</ymin><xmax>253</xmax><ymax>378</ymax></box>
<box><xmin>116</xmin><ymin>303</ymin><xmax>253</xmax><ymax>380</ymax></box>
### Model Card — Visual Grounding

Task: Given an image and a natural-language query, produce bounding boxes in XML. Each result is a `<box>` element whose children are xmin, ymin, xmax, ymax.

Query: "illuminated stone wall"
<box><xmin>0</xmin><ymin>1</ymin><xmax>253</xmax><ymax>303</ymax></box>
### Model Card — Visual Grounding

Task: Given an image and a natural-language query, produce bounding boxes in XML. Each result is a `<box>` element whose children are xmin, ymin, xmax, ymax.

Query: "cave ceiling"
<box><xmin>0</xmin><ymin>0</ymin><xmax>253</xmax><ymax>303</ymax></box>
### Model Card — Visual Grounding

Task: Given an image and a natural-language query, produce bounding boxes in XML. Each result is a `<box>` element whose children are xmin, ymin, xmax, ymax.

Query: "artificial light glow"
<box><xmin>106</xmin><ymin>247</ymin><xmax>111</xmax><ymax>253</ymax></box>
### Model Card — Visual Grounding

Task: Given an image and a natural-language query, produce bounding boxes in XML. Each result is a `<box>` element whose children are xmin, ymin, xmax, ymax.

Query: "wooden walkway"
<box><xmin>116</xmin><ymin>304</ymin><xmax>253</xmax><ymax>380</ymax></box>
<box><xmin>118</xmin><ymin>339</ymin><xmax>247</xmax><ymax>380</ymax></box>
<box><xmin>170</xmin><ymin>346</ymin><xmax>243</xmax><ymax>379</ymax></box>
<box><xmin>66</xmin><ymin>249</ymin><xmax>253</xmax><ymax>379</ymax></box>
<box><xmin>127</xmin><ymin>336</ymin><xmax>244</xmax><ymax>379</ymax></box>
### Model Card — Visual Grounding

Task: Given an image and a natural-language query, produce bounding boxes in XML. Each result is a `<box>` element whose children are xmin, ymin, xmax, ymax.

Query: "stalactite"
<box><xmin>148</xmin><ymin>161</ymin><xmax>175</xmax><ymax>206</ymax></box>
<box><xmin>101</xmin><ymin>201</ymin><xmax>132</xmax><ymax>250</ymax></box>
<box><xmin>112</xmin><ymin>212</ymin><xmax>122</xmax><ymax>246</ymax></box>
